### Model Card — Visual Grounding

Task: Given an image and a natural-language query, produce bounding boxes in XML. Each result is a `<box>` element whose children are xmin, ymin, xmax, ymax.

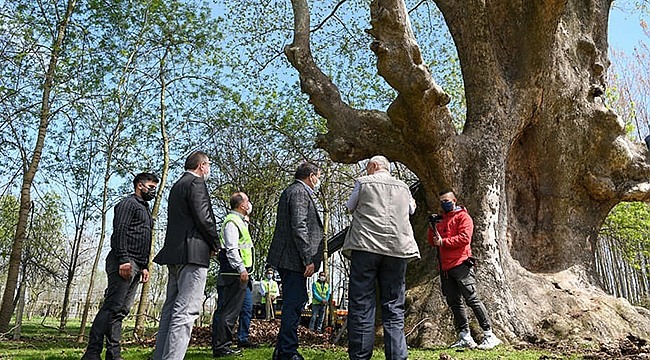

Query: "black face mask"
<box><xmin>441</xmin><ymin>200</ymin><xmax>455</xmax><ymax>213</ymax></box>
<box><xmin>140</xmin><ymin>184</ymin><xmax>157</xmax><ymax>202</ymax></box>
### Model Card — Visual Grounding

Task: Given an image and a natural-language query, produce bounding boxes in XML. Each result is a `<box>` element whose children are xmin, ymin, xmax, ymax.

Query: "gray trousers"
<box><xmin>153</xmin><ymin>264</ymin><xmax>207</xmax><ymax>360</ymax></box>
<box><xmin>347</xmin><ymin>250</ymin><xmax>408</xmax><ymax>360</ymax></box>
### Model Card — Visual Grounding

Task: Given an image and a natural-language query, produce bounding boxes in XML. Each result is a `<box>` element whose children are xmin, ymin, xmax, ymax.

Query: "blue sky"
<box><xmin>609</xmin><ymin>5</ymin><xmax>648</xmax><ymax>53</ymax></box>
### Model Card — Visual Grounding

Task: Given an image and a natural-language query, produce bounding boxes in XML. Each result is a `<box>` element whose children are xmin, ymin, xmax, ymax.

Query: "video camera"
<box><xmin>428</xmin><ymin>214</ymin><xmax>443</xmax><ymax>227</ymax></box>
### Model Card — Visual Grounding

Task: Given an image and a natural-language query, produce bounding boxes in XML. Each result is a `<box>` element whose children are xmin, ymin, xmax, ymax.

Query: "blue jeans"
<box><xmin>84</xmin><ymin>253</ymin><xmax>141</xmax><ymax>360</ymax></box>
<box><xmin>309</xmin><ymin>303</ymin><xmax>326</xmax><ymax>332</ymax></box>
<box><xmin>238</xmin><ymin>285</ymin><xmax>253</xmax><ymax>343</ymax></box>
<box><xmin>348</xmin><ymin>250</ymin><xmax>408</xmax><ymax>360</ymax></box>
<box><xmin>275</xmin><ymin>269</ymin><xmax>307</xmax><ymax>359</ymax></box>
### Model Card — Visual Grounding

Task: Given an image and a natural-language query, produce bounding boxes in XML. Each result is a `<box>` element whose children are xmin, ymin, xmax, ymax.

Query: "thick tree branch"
<box><xmin>286</xmin><ymin>0</ymin><xmax>463</xmax><ymax>192</ymax></box>
<box><xmin>366</xmin><ymin>0</ymin><xmax>448</xmax><ymax>103</ymax></box>
<box><xmin>285</xmin><ymin>0</ymin><xmax>413</xmax><ymax>163</ymax></box>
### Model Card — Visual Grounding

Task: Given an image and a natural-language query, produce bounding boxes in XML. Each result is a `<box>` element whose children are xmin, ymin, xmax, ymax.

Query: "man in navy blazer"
<box><xmin>267</xmin><ymin>161</ymin><xmax>324</xmax><ymax>360</ymax></box>
<box><xmin>152</xmin><ymin>151</ymin><xmax>219</xmax><ymax>360</ymax></box>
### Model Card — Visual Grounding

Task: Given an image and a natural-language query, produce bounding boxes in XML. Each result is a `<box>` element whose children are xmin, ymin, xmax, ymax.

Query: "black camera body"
<box><xmin>428</xmin><ymin>214</ymin><xmax>443</xmax><ymax>227</ymax></box>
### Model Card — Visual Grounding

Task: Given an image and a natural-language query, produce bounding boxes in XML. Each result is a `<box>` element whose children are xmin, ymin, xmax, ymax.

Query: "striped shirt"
<box><xmin>110</xmin><ymin>194</ymin><xmax>153</xmax><ymax>269</ymax></box>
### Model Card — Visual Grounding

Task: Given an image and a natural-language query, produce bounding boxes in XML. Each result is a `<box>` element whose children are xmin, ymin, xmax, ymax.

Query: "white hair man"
<box><xmin>343</xmin><ymin>155</ymin><xmax>420</xmax><ymax>360</ymax></box>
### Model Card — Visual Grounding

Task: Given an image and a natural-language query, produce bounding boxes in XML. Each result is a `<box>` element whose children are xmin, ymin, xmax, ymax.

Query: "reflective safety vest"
<box><xmin>312</xmin><ymin>281</ymin><xmax>330</xmax><ymax>304</ymax></box>
<box><xmin>261</xmin><ymin>279</ymin><xmax>279</xmax><ymax>304</ymax></box>
<box><xmin>219</xmin><ymin>212</ymin><xmax>253</xmax><ymax>270</ymax></box>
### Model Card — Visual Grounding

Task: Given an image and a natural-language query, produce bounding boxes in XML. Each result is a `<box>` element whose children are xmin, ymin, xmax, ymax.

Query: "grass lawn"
<box><xmin>0</xmin><ymin>318</ymin><xmax>579</xmax><ymax>359</ymax></box>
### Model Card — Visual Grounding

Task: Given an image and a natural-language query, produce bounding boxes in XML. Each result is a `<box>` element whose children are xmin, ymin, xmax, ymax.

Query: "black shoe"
<box><xmin>213</xmin><ymin>347</ymin><xmax>242</xmax><ymax>358</ymax></box>
<box><xmin>288</xmin><ymin>354</ymin><xmax>305</xmax><ymax>360</ymax></box>
<box><xmin>237</xmin><ymin>341</ymin><xmax>260</xmax><ymax>348</ymax></box>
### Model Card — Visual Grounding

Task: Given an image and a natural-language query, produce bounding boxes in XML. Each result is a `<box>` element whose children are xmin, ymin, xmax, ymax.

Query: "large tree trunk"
<box><xmin>285</xmin><ymin>0</ymin><xmax>650</xmax><ymax>346</ymax></box>
<box><xmin>0</xmin><ymin>0</ymin><xmax>78</xmax><ymax>332</ymax></box>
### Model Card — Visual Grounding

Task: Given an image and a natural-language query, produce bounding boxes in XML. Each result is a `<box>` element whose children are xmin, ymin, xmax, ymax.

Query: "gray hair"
<box><xmin>369</xmin><ymin>155</ymin><xmax>390</xmax><ymax>171</ymax></box>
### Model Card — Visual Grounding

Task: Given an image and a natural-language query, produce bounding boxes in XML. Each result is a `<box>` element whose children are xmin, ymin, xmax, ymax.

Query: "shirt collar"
<box><xmin>130</xmin><ymin>193</ymin><xmax>149</xmax><ymax>208</ymax></box>
<box><xmin>229</xmin><ymin>210</ymin><xmax>246</xmax><ymax>219</ymax></box>
<box><xmin>296</xmin><ymin>179</ymin><xmax>314</xmax><ymax>195</ymax></box>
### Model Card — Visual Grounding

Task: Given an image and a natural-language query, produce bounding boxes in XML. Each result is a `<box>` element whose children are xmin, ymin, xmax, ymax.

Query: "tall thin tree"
<box><xmin>0</xmin><ymin>0</ymin><xmax>78</xmax><ymax>332</ymax></box>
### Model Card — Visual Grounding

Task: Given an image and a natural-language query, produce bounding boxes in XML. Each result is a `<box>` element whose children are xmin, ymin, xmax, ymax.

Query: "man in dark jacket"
<box><xmin>82</xmin><ymin>173</ymin><xmax>158</xmax><ymax>360</ymax></box>
<box><xmin>267</xmin><ymin>162</ymin><xmax>324</xmax><ymax>360</ymax></box>
<box><xmin>153</xmin><ymin>151</ymin><xmax>220</xmax><ymax>360</ymax></box>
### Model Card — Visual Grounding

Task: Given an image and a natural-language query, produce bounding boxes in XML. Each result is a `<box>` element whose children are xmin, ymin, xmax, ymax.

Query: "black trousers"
<box><xmin>440</xmin><ymin>263</ymin><xmax>491</xmax><ymax>333</ymax></box>
<box><xmin>84</xmin><ymin>253</ymin><xmax>141</xmax><ymax>360</ymax></box>
<box><xmin>212</xmin><ymin>274</ymin><xmax>247</xmax><ymax>353</ymax></box>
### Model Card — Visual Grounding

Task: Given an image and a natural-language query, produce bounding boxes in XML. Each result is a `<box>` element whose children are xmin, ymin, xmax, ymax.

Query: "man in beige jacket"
<box><xmin>343</xmin><ymin>155</ymin><xmax>420</xmax><ymax>360</ymax></box>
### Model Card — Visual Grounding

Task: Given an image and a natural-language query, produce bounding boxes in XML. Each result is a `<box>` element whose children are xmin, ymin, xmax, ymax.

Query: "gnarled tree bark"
<box><xmin>285</xmin><ymin>0</ymin><xmax>650</xmax><ymax>346</ymax></box>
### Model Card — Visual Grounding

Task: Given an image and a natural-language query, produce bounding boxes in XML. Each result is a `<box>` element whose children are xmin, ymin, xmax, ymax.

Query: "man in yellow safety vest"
<box><xmin>212</xmin><ymin>192</ymin><xmax>254</xmax><ymax>358</ymax></box>
<box><xmin>260</xmin><ymin>267</ymin><xmax>280</xmax><ymax>319</ymax></box>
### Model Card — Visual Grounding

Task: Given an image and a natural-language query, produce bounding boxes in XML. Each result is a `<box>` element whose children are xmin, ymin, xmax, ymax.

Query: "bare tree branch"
<box><xmin>311</xmin><ymin>0</ymin><xmax>347</xmax><ymax>33</ymax></box>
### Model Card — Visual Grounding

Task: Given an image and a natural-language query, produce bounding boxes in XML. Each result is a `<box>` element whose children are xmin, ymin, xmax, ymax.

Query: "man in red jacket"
<box><xmin>428</xmin><ymin>190</ymin><xmax>502</xmax><ymax>350</ymax></box>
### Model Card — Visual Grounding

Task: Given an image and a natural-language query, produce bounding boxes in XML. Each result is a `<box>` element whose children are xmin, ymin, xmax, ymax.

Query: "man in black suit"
<box><xmin>152</xmin><ymin>151</ymin><xmax>220</xmax><ymax>360</ymax></box>
<box><xmin>267</xmin><ymin>162</ymin><xmax>324</xmax><ymax>360</ymax></box>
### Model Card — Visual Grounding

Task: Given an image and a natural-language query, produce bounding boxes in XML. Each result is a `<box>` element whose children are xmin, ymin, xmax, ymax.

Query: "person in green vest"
<box><xmin>309</xmin><ymin>271</ymin><xmax>331</xmax><ymax>333</ymax></box>
<box><xmin>212</xmin><ymin>192</ymin><xmax>254</xmax><ymax>358</ymax></box>
<box><xmin>260</xmin><ymin>267</ymin><xmax>280</xmax><ymax>319</ymax></box>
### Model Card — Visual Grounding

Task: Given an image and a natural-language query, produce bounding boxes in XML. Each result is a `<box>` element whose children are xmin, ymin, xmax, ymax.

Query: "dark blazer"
<box><xmin>267</xmin><ymin>181</ymin><xmax>324</xmax><ymax>273</ymax></box>
<box><xmin>154</xmin><ymin>172</ymin><xmax>219</xmax><ymax>267</ymax></box>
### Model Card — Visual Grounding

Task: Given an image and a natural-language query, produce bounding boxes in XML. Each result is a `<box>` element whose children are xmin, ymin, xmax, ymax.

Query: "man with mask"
<box><xmin>343</xmin><ymin>155</ymin><xmax>420</xmax><ymax>360</ymax></box>
<box><xmin>309</xmin><ymin>271</ymin><xmax>330</xmax><ymax>333</ymax></box>
<box><xmin>82</xmin><ymin>172</ymin><xmax>159</xmax><ymax>360</ymax></box>
<box><xmin>427</xmin><ymin>189</ymin><xmax>501</xmax><ymax>350</ymax></box>
<box><xmin>267</xmin><ymin>161</ymin><xmax>324</xmax><ymax>360</ymax></box>
<box><xmin>260</xmin><ymin>267</ymin><xmax>279</xmax><ymax>319</ymax></box>
<box><xmin>153</xmin><ymin>151</ymin><xmax>220</xmax><ymax>360</ymax></box>
<box><xmin>212</xmin><ymin>192</ymin><xmax>255</xmax><ymax>357</ymax></box>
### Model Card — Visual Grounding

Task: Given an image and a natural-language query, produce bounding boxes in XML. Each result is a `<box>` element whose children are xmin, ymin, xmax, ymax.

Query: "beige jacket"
<box><xmin>343</xmin><ymin>171</ymin><xmax>420</xmax><ymax>259</ymax></box>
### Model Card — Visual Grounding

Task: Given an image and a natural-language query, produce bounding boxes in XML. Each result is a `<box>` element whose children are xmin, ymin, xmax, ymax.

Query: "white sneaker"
<box><xmin>449</xmin><ymin>333</ymin><xmax>477</xmax><ymax>349</ymax></box>
<box><xmin>477</xmin><ymin>334</ymin><xmax>502</xmax><ymax>350</ymax></box>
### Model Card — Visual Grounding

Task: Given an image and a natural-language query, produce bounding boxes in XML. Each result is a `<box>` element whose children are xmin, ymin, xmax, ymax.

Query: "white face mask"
<box><xmin>246</xmin><ymin>202</ymin><xmax>253</xmax><ymax>215</ymax></box>
<box><xmin>319</xmin><ymin>276</ymin><xmax>326</xmax><ymax>282</ymax></box>
<box><xmin>266</xmin><ymin>274</ymin><xmax>273</xmax><ymax>279</ymax></box>
<box><xmin>313</xmin><ymin>177</ymin><xmax>321</xmax><ymax>191</ymax></box>
<box><xmin>203</xmin><ymin>166</ymin><xmax>210</xmax><ymax>181</ymax></box>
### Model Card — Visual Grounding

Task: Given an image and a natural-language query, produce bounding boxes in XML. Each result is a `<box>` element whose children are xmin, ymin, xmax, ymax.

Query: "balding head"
<box><xmin>366</xmin><ymin>155</ymin><xmax>390</xmax><ymax>175</ymax></box>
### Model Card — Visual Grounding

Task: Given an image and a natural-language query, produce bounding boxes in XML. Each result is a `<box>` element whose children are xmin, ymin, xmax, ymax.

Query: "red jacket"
<box><xmin>427</xmin><ymin>206</ymin><xmax>473</xmax><ymax>271</ymax></box>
